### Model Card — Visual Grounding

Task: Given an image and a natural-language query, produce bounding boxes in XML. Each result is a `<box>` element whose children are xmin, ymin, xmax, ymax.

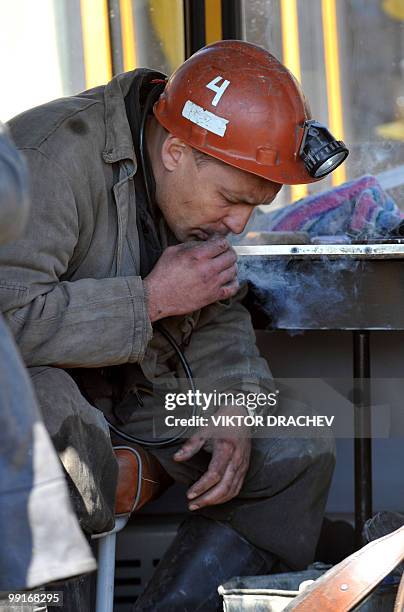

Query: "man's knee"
<box><xmin>29</xmin><ymin>366</ymin><xmax>110</xmax><ymax>437</ymax></box>
<box><xmin>29</xmin><ymin>366</ymin><xmax>118</xmax><ymax>533</ymax></box>
<box><xmin>244</xmin><ymin>435</ymin><xmax>335</xmax><ymax>498</ymax></box>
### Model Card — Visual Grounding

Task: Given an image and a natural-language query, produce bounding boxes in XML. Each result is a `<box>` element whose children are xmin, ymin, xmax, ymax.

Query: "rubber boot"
<box><xmin>133</xmin><ymin>515</ymin><xmax>278</xmax><ymax>612</ymax></box>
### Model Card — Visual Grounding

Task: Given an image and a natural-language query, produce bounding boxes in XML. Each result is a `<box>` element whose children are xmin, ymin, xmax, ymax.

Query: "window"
<box><xmin>245</xmin><ymin>0</ymin><xmax>404</xmax><ymax>207</ymax></box>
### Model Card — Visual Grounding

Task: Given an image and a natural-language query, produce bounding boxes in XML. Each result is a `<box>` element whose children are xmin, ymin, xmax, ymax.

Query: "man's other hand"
<box><xmin>143</xmin><ymin>238</ymin><xmax>239</xmax><ymax>321</ymax></box>
<box><xmin>173</xmin><ymin>405</ymin><xmax>251</xmax><ymax>510</ymax></box>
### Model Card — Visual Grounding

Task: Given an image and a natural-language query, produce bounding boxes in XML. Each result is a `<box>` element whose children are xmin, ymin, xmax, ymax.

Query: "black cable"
<box><xmin>105</xmin><ymin>323</ymin><xmax>196</xmax><ymax>447</ymax></box>
<box><xmin>106</xmin><ymin>82</ymin><xmax>197</xmax><ymax>448</ymax></box>
<box><xmin>156</xmin><ymin>323</ymin><xmax>195</xmax><ymax>392</ymax></box>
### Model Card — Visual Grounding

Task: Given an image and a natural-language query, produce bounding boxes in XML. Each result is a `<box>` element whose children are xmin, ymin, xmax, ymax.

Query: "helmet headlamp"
<box><xmin>299</xmin><ymin>120</ymin><xmax>349</xmax><ymax>178</ymax></box>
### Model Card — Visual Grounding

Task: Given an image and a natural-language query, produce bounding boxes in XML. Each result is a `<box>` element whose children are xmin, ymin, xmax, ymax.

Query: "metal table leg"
<box><xmin>353</xmin><ymin>330</ymin><xmax>373</xmax><ymax>546</ymax></box>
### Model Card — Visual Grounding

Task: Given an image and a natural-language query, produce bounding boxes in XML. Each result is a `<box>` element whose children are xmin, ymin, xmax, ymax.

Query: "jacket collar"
<box><xmin>102</xmin><ymin>68</ymin><xmax>166</xmax><ymax>166</ymax></box>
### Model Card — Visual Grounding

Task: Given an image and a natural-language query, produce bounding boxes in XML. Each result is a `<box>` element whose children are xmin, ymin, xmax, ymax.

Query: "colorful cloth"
<box><xmin>258</xmin><ymin>175</ymin><xmax>403</xmax><ymax>238</ymax></box>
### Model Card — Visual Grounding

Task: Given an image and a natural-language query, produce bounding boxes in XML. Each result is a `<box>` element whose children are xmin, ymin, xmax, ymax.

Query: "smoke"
<box><xmin>238</xmin><ymin>255</ymin><xmax>361</xmax><ymax>330</ymax></box>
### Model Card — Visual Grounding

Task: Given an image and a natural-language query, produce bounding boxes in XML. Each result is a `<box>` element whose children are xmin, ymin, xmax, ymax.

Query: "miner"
<box><xmin>0</xmin><ymin>41</ymin><xmax>346</xmax><ymax>610</ymax></box>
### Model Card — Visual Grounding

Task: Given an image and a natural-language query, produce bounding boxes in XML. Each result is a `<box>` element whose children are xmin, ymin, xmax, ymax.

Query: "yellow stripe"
<box><xmin>280</xmin><ymin>0</ymin><xmax>307</xmax><ymax>201</ymax></box>
<box><xmin>120</xmin><ymin>0</ymin><xmax>137</xmax><ymax>71</ymax></box>
<box><xmin>280</xmin><ymin>0</ymin><xmax>301</xmax><ymax>78</ymax></box>
<box><xmin>149</xmin><ymin>0</ymin><xmax>184</xmax><ymax>72</ymax></box>
<box><xmin>382</xmin><ymin>0</ymin><xmax>404</xmax><ymax>21</ymax></box>
<box><xmin>321</xmin><ymin>0</ymin><xmax>346</xmax><ymax>185</ymax></box>
<box><xmin>80</xmin><ymin>0</ymin><xmax>112</xmax><ymax>88</ymax></box>
<box><xmin>205</xmin><ymin>0</ymin><xmax>222</xmax><ymax>44</ymax></box>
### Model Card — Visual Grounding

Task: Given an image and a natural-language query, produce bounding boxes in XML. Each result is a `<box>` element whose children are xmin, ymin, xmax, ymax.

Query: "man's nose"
<box><xmin>223</xmin><ymin>206</ymin><xmax>254</xmax><ymax>235</ymax></box>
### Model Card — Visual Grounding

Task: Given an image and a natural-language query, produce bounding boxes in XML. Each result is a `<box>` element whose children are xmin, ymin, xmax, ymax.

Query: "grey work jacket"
<box><xmin>0</xmin><ymin>69</ymin><xmax>273</xmax><ymax>395</ymax></box>
<box><xmin>0</xmin><ymin>123</ymin><xmax>29</xmax><ymax>244</ymax></box>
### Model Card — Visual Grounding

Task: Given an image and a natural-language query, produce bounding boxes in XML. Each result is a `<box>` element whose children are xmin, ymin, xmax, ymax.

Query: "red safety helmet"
<box><xmin>154</xmin><ymin>40</ymin><xmax>348</xmax><ymax>185</ymax></box>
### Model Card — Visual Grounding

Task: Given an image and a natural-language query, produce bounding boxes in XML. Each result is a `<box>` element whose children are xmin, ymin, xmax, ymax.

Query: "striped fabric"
<box><xmin>261</xmin><ymin>175</ymin><xmax>403</xmax><ymax>238</ymax></box>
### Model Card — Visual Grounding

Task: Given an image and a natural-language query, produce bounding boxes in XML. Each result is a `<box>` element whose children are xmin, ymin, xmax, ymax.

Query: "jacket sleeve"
<box><xmin>0</xmin><ymin>125</ymin><xmax>30</xmax><ymax>245</ymax></box>
<box><xmin>183</xmin><ymin>288</ymin><xmax>276</xmax><ymax>413</ymax></box>
<box><xmin>0</xmin><ymin>148</ymin><xmax>152</xmax><ymax>368</ymax></box>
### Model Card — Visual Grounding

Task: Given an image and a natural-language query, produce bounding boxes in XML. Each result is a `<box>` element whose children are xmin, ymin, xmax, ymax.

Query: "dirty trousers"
<box><xmin>30</xmin><ymin>365</ymin><xmax>335</xmax><ymax>571</ymax></box>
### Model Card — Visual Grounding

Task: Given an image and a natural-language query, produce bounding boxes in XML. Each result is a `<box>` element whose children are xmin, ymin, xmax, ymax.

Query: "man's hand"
<box><xmin>143</xmin><ymin>238</ymin><xmax>239</xmax><ymax>322</ymax></box>
<box><xmin>173</xmin><ymin>405</ymin><xmax>251</xmax><ymax>510</ymax></box>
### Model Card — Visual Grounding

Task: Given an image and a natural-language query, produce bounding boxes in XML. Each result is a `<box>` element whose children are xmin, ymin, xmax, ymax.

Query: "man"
<box><xmin>0</xmin><ymin>124</ymin><xmax>95</xmax><ymax>594</ymax></box>
<box><xmin>0</xmin><ymin>41</ymin><xmax>343</xmax><ymax>610</ymax></box>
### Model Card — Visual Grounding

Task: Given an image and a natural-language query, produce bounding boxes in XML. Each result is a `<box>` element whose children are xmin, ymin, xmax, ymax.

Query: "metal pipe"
<box><xmin>183</xmin><ymin>0</ymin><xmax>206</xmax><ymax>58</ymax></box>
<box><xmin>234</xmin><ymin>244</ymin><xmax>404</xmax><ymax>258</ymax></box>
<box><xmin>353</xmin><ymin>330</ymin><xmax>372</xmax><ymax>546</ymax></box>
<box><xmin>280</xmin><ymin>0</ymin><xmax>308</xmax><ymax>203</ymax></box>
<box><xmin>96</xmin><ymin>532</ymin><xmax>117</xmax><ymax>612</ymax></box>
<box><xmin>80</xmin><ymin>0</ymin><xmax>113</xmax><ymax>88</ymax></box>
<box><xmin>107</xmin><ymin>0</ymin><xmax>124</xmax><ymax>75</ymax></box>
<box><xmin>120</xmin><ymin>0</ymin><xmax>137</xmax><ymax>71</ymax></box>
<box><xmin>221</xmin><ymin>0</ymin><xmax>243</xmax><ymax>39</ymax></box>
<box><xmin>321</xmin><ymin>0</ymin><xmax>346</xmax><ymax>186</ymax></box>
<box><xmin>205</xmin><ymin>0</ymin><xmax>222</xmax><ymax>44</ymax></box>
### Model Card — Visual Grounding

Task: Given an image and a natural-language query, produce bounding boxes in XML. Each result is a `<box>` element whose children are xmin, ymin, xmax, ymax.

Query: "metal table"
<box><xmin>236</xmin><ymin>243</ymin><xmax>404</xmax><ymax>545</ymax></box>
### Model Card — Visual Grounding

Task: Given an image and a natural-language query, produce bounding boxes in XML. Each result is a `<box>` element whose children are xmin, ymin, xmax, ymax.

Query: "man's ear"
<box><xmin>160</xmin><ymin>134</ymin><xmax>191</xmax><ymax>172</ymax></box>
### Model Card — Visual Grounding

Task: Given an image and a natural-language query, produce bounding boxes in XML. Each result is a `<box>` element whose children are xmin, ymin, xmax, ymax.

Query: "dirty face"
<box><xmin>151</xmin><ymin>126</ymin><xmax>282</xmax><ymax>242</ymax></box>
